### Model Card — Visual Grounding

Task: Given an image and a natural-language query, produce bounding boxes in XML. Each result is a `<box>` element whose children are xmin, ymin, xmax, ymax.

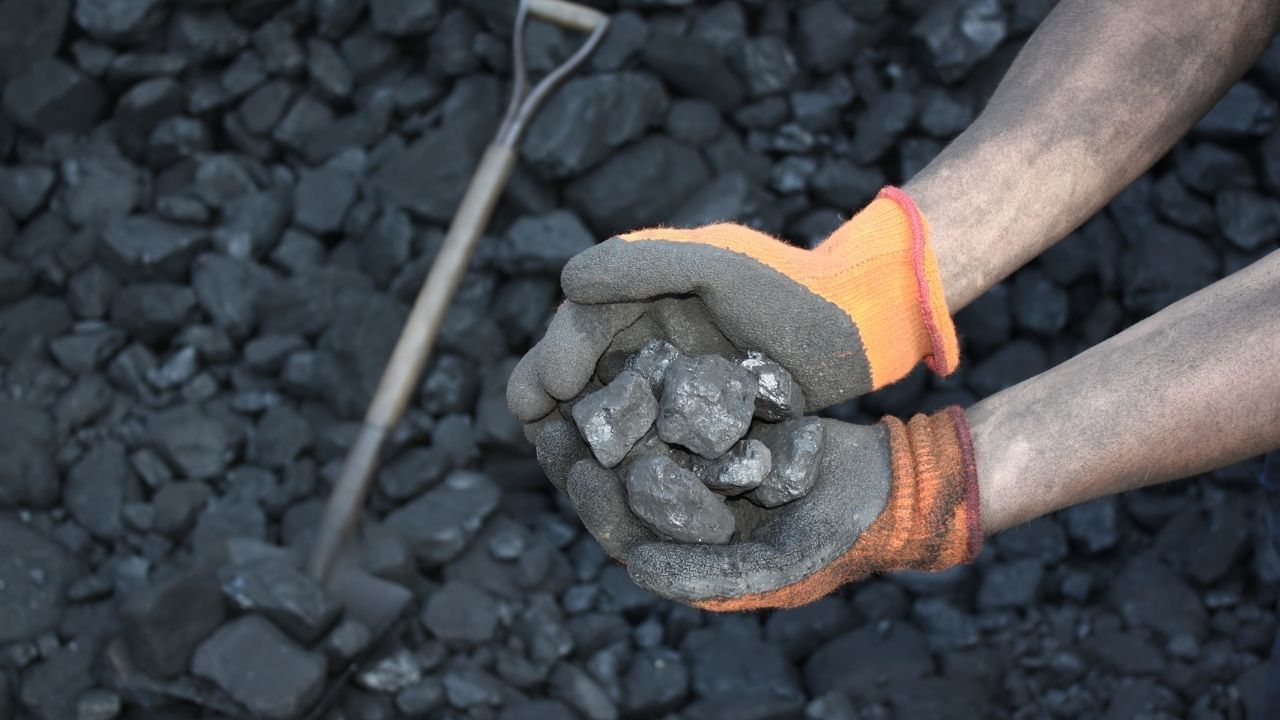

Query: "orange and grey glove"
<box><xmin>507</xmin><ymin>187</ymin><xmax>960</xmax><ymax>426</ymax></box>
<box><xmin>564</xmin><ymin>407</ymin><xmax>982</xmax><ymax>611</ymax></box>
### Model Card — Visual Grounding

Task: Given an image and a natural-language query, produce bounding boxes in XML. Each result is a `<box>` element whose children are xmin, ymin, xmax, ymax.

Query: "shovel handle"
<box><xmin>307</xmin><ymin>0</ymin><xmax>609</xmax><ymax>586</ymax></box>
<box><xmin>307</xmin><ymin>144</ymin><xmax>517</xmax><ymax>584</ymax></box>
<box><xmin>529</xmin><ymin>0</ymin><xmax>608</xmax><ymax>33</ymax></box>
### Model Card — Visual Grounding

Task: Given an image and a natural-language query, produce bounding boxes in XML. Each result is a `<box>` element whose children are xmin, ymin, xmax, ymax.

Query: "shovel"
<box><xmin>307</xmin><ymin>0</ymin><xmax>611</xmax><ymax>585</ymax></box>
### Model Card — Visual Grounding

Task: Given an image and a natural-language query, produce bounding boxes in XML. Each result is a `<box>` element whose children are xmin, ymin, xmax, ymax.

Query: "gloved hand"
<box><xmin>560</xmin><ymin>407</ymin><xmax>982</xmax><ymax>611</ymax></box>
<box><xmin>507</xmin><ymin>187</ymin><xmax>960</xmax><ymax>429</ymax></box>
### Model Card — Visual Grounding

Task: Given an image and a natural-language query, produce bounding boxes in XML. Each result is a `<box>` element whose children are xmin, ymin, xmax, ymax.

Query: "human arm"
<box><xmin>972</xmin><ymin>249</ymin><xmax>1280</xmax><ymax>532</ymax></box>
<box><xmin>912</xmin><ymin>0</ymin><xmax>1280</xmax><ymax>309</ymax></box>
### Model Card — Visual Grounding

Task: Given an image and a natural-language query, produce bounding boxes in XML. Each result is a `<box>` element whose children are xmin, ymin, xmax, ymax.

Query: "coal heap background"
<box><xmin>0</xmin><ymin>0</ymin><xmax>1277</xmax><ymax>718</ymax></box>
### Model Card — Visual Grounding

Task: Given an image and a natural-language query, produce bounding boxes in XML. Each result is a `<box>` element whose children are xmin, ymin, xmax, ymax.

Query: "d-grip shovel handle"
<box><xmin>529</xmin><ymin>0</ymin><xmax>608</xmax><ymax>34</ymax></box>
<box><xmin>496</xmin><ymin>0</ymin><xmax>610</xmax><ymax>146</ymax></box>
<box><xmin>307</xmin><ymin>0</ymin><xmax>610</xmax><ymax>584</ymax></box>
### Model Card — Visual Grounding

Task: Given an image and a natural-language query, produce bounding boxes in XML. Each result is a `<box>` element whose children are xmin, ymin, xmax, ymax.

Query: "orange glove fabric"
<box><xmin>618</xmin><ymin>187</ymin><xmax>960</xmax><ymax>390</ymax></box>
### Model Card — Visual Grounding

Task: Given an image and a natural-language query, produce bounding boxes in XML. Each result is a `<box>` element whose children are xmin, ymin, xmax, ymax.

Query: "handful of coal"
<box><xmin>568</xmin><ymin>340</ymin><xmax>825</xmax><ymax>544</ymax></box>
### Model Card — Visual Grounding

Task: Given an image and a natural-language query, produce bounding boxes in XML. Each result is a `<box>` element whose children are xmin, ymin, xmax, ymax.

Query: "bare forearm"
<box><xmin>905</xmin><ymin>0</ymin><xmax>1280</xmax><ymax>310</ymax></box>
<box><xmin>969</xmin><ymin>250</ymin><xmax>1280</xmax><ymax>533</ymax></box>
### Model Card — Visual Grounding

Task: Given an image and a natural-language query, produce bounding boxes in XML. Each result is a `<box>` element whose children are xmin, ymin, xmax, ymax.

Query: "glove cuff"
<box><xmin>878</xmin><ymin>406</ymin><xmax>983</xmax><ymax>570</ymax></box>
<box><xmin>817</xmin><ymin>186</ymin><xmax>961</xmax><ymax>387</ymax></box>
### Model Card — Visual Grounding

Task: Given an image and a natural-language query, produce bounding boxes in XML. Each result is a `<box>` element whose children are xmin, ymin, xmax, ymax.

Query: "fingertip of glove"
<box><xmin>561</xmin><ymin>237</ymin><xmax>607</xmax><ymax>287</ymax></box>
<box><xmin>565</xmin><ymin>457</ymin><xmax>608</xmax><ymax>498</ymax></box>
<box><xmin>626</xmin><ymin>542</ymin><xmax>694</xmax><ymax>599</ymax></box>
<box><xmin>506</xmin><ymin>351</ymin><xmax>556</xmax><ymax>422</ymax></box>
<box><xmin>535</xmin><ymin>420</ymin><xmax>589</xmax><ymax>493</ymax></box>
<box><xmin>561</xmin><ymin>236</ymin><xmax>639</xmax><ymax>304</ymax></box>
<box><xmin>537</xmin><ymin>302</ymin><xmax>645</xmax><ymax>401</ymax></box>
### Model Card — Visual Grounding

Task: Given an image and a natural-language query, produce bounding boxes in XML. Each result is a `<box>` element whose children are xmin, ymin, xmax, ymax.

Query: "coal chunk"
<box><xmin>65</xmin><ymin>441</ymin><xmax>138</xmax><ymax>540</ymax></box>
<box><xmin>747</xmin><ymin>417</ymin><xmax>824</xmax><ymax>508</ymax></box>
<box><xmin>1176</xmin><ymin>142</ymin><xmax>1254</xmax><ymax>194</ymax></box>
<box><xmin>215</xmin><ymin>188</ymin><xmax>290</xmax><ymax>260</ymax></box>
<box><xmin>18</xmin><ymin>644</ymin><xmax>93</xmax><ymax>720</ymax></box>
<box><xmin>384</xmin><ymin>470</ymin><xmax>501</xmax><ymax>566</ymax></box>
<box><xmin>370</xmin><ymin>0</ymin><xmax>440</xmax><ymax>36</ymax></box>
<box><xmin>0</xmin><ymin>518</ymin><xmax>74</xmax><ymax>644</ymax></box>
<box><xmin>0</xmin><ymin>257</ymin><xmax>31</xmax><ymax>303</ymax></box>
<box><xmin>250</xmin><ymin>404</ymin><xmax>312</xmax><ymax>468</ymax></box>
<box><xmin>549</xmin><ymin>662</ymin><xmax>617</xmax><ymax>720</ymax></box>
<box><xmin>315</xmin><ymin>289</ymin><xmax>406</xmax><ymax>416</ymax></box>
<box><xmin>642</xmin><ymin>33</ymin><xmax>744</xmax><ymax>111</ymax></box>
<box><xmin>0</xmin><ymin>0</ymin><xmax>69</xmax><ymax>82</ymax></box>
<box><xmin>572</xmin><ymin>371</ymin><xmax>658</xmax><ymax>469</ymax></box>
<box><xmin>735</xmin><ymin>36</ymin><xmax>800</xmax><ymax>97</ymax></box>
<box><xmin>1011</xmin><ymin>268</ymin><xmax>1069</xmax><ymax>335</ymax></box>
<box><xmin>670</xmin><ymin>172</ymin><xmax>773</xmax><ymax>229</ymax></box>
<box><xmin>121</xmin><ymin>570</ymin><xmax>226</xmax><ymax>677</ymax></box>
<box><xmin>1062</xmin><ymin>495</ymin><xmax>1120</xmax><ymax>554</ymax></box>
<box><xmin>610</xmin><ymin>339</ymin><xmax>675</xmax><ymax>388</ymax></box>
<box><xmin>293</xmin><ymin>164</ymin><xmax>357</xmax><ymax>235</ymax></box>
<box><xmin>1121</xmin><ymin>224</ymin><xmax>1218</xmax><ymax>315</ymax></box>
<box><xmin>704</xmin><ymin>438</ymin><xmax>771</xmax><ymax>495</ymax></box>
<box><xmin>912</xmin><ymin>0</ymin><xmax>1008</xmax><ymax>82</ymax></box>
<box><xmin>977</xmin><ymin>558</ymin><xmax>1043</xmax><ymax>609</ymax></box>
<box><xmin>441</xmin><ymin>662</ymin><xmax>508</xmax><ymax>709</ymax></box>
<box><xmin>421</xmin><ymin>580</ymin><xmax>500</xmax><ymax>646</ymax></box>
<box><xmin>220</xmin><ymin>558</ymin><xmax>341</xmax><ymax>644</ymax></box>
<box><xmin>192</xmin><ymin>615</ymin><xmax>326</xmax><ymax>720</ymax></box>
<box><xmin>955</xmin><ymin>283</ymin><xmax>1011</xmax><ymax>349</ymax></box>
<box><xmin>0</xmin><ymin>164</ymin><xmax>56</xmax><ymax>220</ymax></box>
<box><xmin>75</xmin><ymin>689</ymin><xmax>122</xmax><ymax>720</ymax></box>
<box><xmin>804</xmin><ymin>624</ymin><xmax>930</xmax><ymax>698</ymax></box>
<box><xmin>373</xmin><ymin>445</ymin><xmax>450</xmax><ymax>502</ymax></box>
<box><xmin>148</xmin><ymin>404</ymin><xmax>234</xmax><ymax>479</ymax></box>
<box><xmin>657</xmin><ymin>355</ymin><xmax>756</xmax><ymax>459</ymax></box>
<box><xmin>665</xmin><ymin>99</ymin><xmax>722</xmax><ymax>145</ymax></box>
<box><xmin>323</xmin><ymin>619</ymin><xmax>371</xmax><ymax>665</ymax></box>
<box><xmin>110</xmin><ymin>282</ymin><xmax>196</xmax><ymax>344</ymax></box>
<box><xmin>850</xmin><ymin>90</ymin><xmax>915</xmax><ymax>164</ymax></box>
<box><xmin>152</xmin><ymin>480</ymin><xmax>211</xmax><ymax>537</ymax></box>
<box><xmin>502</xmin><ymin>699</ymin><xmax>577</xmax><ymax>720</ymax></box>
<box><xmin>795</xmin><ymin>0</ymin><xmax>860</xmax><ymax>72</ymax></box>
<box><xmin>396</xmin><ymin>678</ymin><xmax>446</xmax><ymax>716</ymax></box>
<box><xmin>306</xmin><ymin>38</ymin><xmax>351</xmax><ymax>99</ymax></box>
<box><xmin>967</xmin><ymin>339</ymin><xmax>1047</xmax><ymax>397</ymax></box>
<box><xmin>74</xmin><ymin>0</ymin><xmax>160</xmax><ymax>39</ymax></box>
<box><xmin>1195</xmin><ymin>81</ymin><xmax>1277</xmax><ymax>138</ymax></box>
<box><xmin>0</xmin><ymin>400</ymin><xmax>58</xmax><ymax>508</ymax></box>
<box><xmin>566</xmin><ymin>135</ymin><xmax>711</xmax><ymax>236</ymax></box>
<box><xmin>1216</xmin><ymin>188</ymin><xmax>1280</xmax><ymax>250</ymax></box>
<box><xmin>1109</xmin><ymin>552</ymin><xmax>1207</xmax><ymax>640</ymax></box>
<box><xmin>523</xmin><ymin>72</ymin><xmax>668</xmax><ymax>179</ymax></box>
<box><xmin>1083</xmin><ymin>629</ymin><xmax>1165</xmax><ymax>676</ymax></box>
<box><xmin>2</xmin><ymin>58</ymin><xmax>104</xmax><ymax>135</ymax></box>
<box><xmin>99</xmin><ymin>215</ymin><xmax>209</xmax><ymax>282</ymax></box>
<box><xmin>623</xmin><ymin>648</ymin><xmax>688</xmax><ymax>717</ymax></box>
<box><xmin>192</xmin><ymin>253</ymin><xmax>263</xmax><ymax>339</ymax></box>
<box><xmin>495</xmin><ymin>210</ymin><xmax>595</xmax><ymax>275</ymax></box>
<box><xmin>625</xmin><ymin>453</ymin><xmax>735</xmax><ymax>544</ymax></box>
<box><xmin>738</xmin><ymin>350</ymin><xmax>804</xmax><ymax>421</ymax></box>
<box><xmin>684</xmin><ymin>624</ymin><xmax>805</xmax><ymax>708</ymax></box>
<box><xmin>791</xmin><ymin>77</ymin><xmax>857</xmax><ymax>134</ymax></box>
<box><xmin>371</xmin><ymin>121</ymin><xmax>477</xmax><ymax>222</ymax></box>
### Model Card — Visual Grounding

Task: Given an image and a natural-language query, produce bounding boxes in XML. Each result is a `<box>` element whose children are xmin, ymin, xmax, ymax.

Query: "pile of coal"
<box><xmin>0</xmin><ymin>0</ymin><xmax>1274</xmax><ymax>716</ymax></box>
<box><xmin>568</xmin><ymin>340</ymin><xmax>822</xmax><ymax>544</ymax></box>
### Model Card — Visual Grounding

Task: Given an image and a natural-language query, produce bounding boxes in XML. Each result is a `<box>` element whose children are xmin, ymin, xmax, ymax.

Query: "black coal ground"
<box><xmin>0</xmin><ymin>0</ymin><xmax>1277</xmax><ymax>718</ymax></box>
